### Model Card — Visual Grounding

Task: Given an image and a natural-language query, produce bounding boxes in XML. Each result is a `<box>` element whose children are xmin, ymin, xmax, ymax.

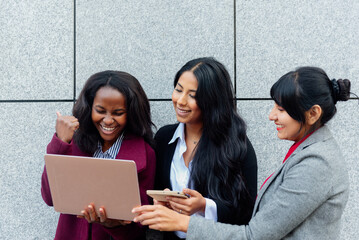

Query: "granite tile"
<box><xmin>151</xmin><ymin>100</ymin><xmax>178</xmax><ymax>131</ymax></box>
<box><xmin>326</xmin><ymin>100</ymin><xmax>359</xmax><ymax>240</ymax></box>
<box><xmin>0</xmin><ymin>102</ymin><xmax>73</xmax><ymax>239</ymax></box>
<box><xmin>76</xmin><ymin>0</ymin><xmax>234</xmax><ymax>99</ymax></box>
<box><xmin>0</xmin><ymin>1</ymin><xmax>74</xmax><ymax>100</ymax></box>
<box><xmin>236</xmin><ymin>0</ymin><xmax>359</xmax><ymax>98</ymax></box>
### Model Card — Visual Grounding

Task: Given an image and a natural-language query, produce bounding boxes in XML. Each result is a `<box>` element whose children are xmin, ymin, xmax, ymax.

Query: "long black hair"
<box><xmin>73</xmin><ymin>70</ymin><xmax>154</xmax><ymax>154</ymax></box>
<box><xmin>174</xmin><ymin>57</ymin><xmax>253</xmax><ymax>220</ymax></box>
<box><xmin>270</xmin><ymin>66</ymin><xmax>351</xmax><ymax>125</ymax></box>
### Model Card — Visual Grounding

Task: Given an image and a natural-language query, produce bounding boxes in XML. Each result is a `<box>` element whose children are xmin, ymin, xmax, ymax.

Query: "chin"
<box><xmin>176</xmin><ymin>116</ymin><xmax>188</xmax><ymax>123</ymax></box>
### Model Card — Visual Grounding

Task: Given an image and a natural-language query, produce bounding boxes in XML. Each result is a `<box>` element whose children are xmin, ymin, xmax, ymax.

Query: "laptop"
<box><xmin>44</xmin><ymin>154</ymin><xmax>141</xmax><ymax>221</ymax></box>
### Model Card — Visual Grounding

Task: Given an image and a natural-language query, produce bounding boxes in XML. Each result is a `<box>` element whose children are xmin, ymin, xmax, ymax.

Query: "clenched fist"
<box><xmin>55</xmin><ymin>111</ymin><xmax>79</xmax><ymax>143</ymax></box>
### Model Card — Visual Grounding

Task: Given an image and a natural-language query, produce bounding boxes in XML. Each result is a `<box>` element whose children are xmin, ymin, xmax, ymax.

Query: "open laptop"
<box><xmin>44</xmin><ymin>154</ymin><xmax>141</xmax><ymax>221</ymax></box>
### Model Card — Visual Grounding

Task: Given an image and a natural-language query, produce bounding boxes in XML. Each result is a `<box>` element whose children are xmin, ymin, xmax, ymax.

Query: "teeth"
<box><xmin>277</xmin><ymin>125</ymin><xmax>284</xmax><ymax>128</ymax></box>
<box><xmin>101</xmin><ymin>125</ymin><xmax>115</xmax><ymax>131</ymax></box>
<box><xmin>178</xmin><ymin>108</ymin><xmax>190</xmax><ymax>113</ymax></box>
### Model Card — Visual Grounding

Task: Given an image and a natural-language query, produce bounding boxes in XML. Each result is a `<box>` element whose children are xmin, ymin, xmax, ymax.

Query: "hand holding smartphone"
<box><xmin>146</xmin><ymin>190</ymin><xmax>189</xmax><ymax>202</ymax></box>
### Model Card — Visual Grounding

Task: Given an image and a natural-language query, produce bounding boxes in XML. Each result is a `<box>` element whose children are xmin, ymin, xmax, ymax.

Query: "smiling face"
<box><xmin>269</xmin><ymin>103</ymin><xmax>309</xmax><ymax>142</ymax></box>
<box><xmin>92</xmin><ymin>86</ymin><xmax>127</xmax><ymax>151</ymax></box>
<box><xmin>172</xmin><ymin>71</ymin><xmax>202</xmax><ymax>127</ymax></box>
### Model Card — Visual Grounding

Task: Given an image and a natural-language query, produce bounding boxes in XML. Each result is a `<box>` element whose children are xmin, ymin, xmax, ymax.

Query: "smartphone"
<box><xmin>146</xmin><ymin>190</ymin><xmax>189</xmax><ymax>202</ymax></box>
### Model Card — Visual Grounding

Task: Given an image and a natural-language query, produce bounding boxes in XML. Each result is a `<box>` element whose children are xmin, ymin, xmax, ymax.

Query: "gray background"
<box><xmin>0</xmin><ymin>0</ymin><xmax>358</xmax><ymax>239</ymax></box>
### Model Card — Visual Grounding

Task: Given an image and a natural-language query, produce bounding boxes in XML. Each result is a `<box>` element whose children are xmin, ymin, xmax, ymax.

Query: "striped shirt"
<box><xmin>93</xmin><ymin>132</ymin><xmax>125</xmax><ymax>159</ymax></box>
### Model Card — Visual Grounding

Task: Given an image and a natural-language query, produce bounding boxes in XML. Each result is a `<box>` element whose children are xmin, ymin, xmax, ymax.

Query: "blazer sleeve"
<box><xmin>242</xmin><ymin>138</ymin><xmax>258</xmax><ymax>203</ymax></box>
<box><xmin>41</xmin><ymin>133</ymin><xmax>73</xmax><ymax>206</ymax></box>
<box><xmin>154</xmin><ymin>127</ymin><xmax>166</xmax><ymax>190</ymax></box>
<box><xmin>154</xmin><ymin>125</ymin><xmax>176</xmax><ymax>190</ymax></box>
<box><xmin>137</xmin><ymin>142</ymin><xmax>156</xmax><ymax>206</ymax></box>
<box><xmin>188</xmin><ymin>216</ymin><xmax>247</xmax><ymax>240</ymax></box>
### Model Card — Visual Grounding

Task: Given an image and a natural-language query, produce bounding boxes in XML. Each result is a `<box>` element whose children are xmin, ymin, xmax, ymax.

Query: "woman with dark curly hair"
<box><xmin>41</xmin><ymin>70</ymin><xmax>156</xmax><ymax>240</ymax></box>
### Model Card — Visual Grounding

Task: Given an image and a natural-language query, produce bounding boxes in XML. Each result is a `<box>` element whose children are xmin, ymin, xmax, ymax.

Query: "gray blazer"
<box><xmin>187</xmin><ymin>126</ymin><xmax>349</xmax><ymax>240</ymax></box>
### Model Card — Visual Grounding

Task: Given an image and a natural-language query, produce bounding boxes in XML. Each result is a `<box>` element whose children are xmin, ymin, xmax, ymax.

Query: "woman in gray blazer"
<box><xmin>133</xmin><ymin>66</ymin><xmax>351</xmax><ymax>240</ymax></box>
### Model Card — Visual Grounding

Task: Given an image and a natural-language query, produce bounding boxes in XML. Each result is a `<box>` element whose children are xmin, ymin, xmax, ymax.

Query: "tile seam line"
<box><xmin>73</xmin><ymin>0</ymin><xmax>77</xmax><ymax>105</ymax></box>
<box><xmin>234</xmin><ymin>0</ymin><xmax>237</xmax><ymax>104</ymax></box>
<box><xmin>1</xmin><ymin>98</ymin><xmax>358</xmax><ymax>103</ymax></box>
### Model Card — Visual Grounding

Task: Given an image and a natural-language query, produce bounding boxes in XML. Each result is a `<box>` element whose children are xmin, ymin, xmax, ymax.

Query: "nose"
<box><xmin>269</xmin><ymin>106</ymin><xmax>276</xmax><ymax>121</ymax></box>
<box><xmin>177</xmin><ymin>93</ymin><xmax>187</xmax><ymax>106</ymax></box>
<box><xmin>103</xmin><ymin>114</ymin><xmax>114</xmax><ymax>125</ymax></box>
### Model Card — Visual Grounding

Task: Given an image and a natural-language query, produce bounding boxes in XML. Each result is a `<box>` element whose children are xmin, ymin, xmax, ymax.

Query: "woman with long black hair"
<box><xmin>139</xmin><ymin>57</ymin><xmax>257</xmax><ymax>239</ymax></box>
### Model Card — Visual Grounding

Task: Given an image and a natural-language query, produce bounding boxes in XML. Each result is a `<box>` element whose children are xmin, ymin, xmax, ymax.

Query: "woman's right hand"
<box><xmin>167</xmin><ymin>188</ymin><xmax>206</xmax><ymax>216</ymax></box>
<box><xmin>132</xmin><ymin>205</ymin><xmax>190</xmax><ymax>232</ymax></box>
<box><xmin>55</xmin><ymin>111</ymin><xmax>79</xmax><ymax>143</ymax></box>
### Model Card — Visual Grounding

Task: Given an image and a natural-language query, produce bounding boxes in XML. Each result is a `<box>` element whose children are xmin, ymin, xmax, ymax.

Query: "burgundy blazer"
<box><xmin>41</xmin><ymin>133</ymin><xmax>156</xmax><ymax>240</ymax></box>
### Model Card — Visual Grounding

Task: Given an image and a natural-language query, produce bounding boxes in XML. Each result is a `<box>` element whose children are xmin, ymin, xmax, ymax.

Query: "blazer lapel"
<box><xmin>253</xmin><ymin>126</ymin><xmax>333</xmax><ymax>215</ymax></box>
<box><xmin>254</xmin><ymin>161</ymin><xmax>287</xmax><ymax>214</ymax></box>
<box><xmin>116</xmin><ymin>134</ymin><xmax>147</xmax><ymax>173</ymax></box>
<box><xmin>163</xmin><ymin>139</ymin><xmax>178</xmax><ymax>188</ymax></box>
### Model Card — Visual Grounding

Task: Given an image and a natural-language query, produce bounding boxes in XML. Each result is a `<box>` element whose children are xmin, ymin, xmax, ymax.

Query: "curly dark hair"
<box><xmin>72</xmin><ymin>70</ymin><xmax>154</xmax><ymax>154</ymax></box>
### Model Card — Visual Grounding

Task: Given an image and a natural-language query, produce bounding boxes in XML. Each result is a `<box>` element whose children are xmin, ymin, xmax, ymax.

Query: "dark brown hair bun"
<box><xmin>331</xmin><ymin>78</ymin><xmax>351</xmax><ymax>103</ymax></box>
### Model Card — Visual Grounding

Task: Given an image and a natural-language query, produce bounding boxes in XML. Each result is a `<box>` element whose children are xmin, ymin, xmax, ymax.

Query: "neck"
<box><xmin>102</xmin><ymin>142</ymin><xmax>113</xmax><ymax>152</ymax></box>
<box><xmin>184</xmin><ymin>123</ymin><xmax>203</xmax><ymax>144</ymax></box>
<box><xmin>294</xmin><ymin>125</ymin><xmax>320</xmax><ymax>144</ymax></box>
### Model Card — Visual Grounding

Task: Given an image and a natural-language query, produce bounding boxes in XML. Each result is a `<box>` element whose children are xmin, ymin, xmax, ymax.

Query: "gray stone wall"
<box><xmin>0</xmin><ymin>1</ymin><xmax>358</xmax><ymax>239</ymax></box>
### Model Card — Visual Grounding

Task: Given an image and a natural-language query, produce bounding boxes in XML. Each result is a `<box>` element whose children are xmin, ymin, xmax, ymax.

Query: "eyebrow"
<box><xmin>177</xmin><ymin>83</ymin><xmax>197</xmax><ymax>93</ymax></box>
<box><xmin>94</xmin><ymin>105</ymin><xmax>126</xmax><ymax>111</ymax></box>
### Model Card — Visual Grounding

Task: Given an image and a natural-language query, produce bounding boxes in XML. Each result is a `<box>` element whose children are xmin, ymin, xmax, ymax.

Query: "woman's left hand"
<box><xmin>132</xmin><ymin>205</ymin><xmax>190</xmax><ymax>232</ymax></box>
<box><xmin>166</xmin><ymin>188</ymin><xmax>206</xmax><ymax>216</ymax></box>
<box><xmin>77</xmin><ymin>204</ymin><xmax>131</xmax><ymax>228</ymax></box>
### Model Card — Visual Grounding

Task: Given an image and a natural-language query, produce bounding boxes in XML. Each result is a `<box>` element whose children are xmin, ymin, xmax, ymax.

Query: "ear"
<box><xmin>305</xmin><ymin>105</ymin><xmax>322</xmax><ymax>126</ymax></box>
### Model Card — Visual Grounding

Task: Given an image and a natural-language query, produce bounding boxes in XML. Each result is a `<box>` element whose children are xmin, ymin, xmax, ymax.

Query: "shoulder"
<box><xmin>245</xmin><ymin>136</ymin><xmax>255</xmax><ymax>154</ymax></box>
<box><xmin>295</xmin><ymin>126</ymin><xmax>340</xmax><ymax>163</ymax></box>
<box><xmin>154</xmin><ymin>124</ymin><xmax>178</xmax><ymax>142</ymax></box>
<box><xmin>296</xmin><ymin>138</ymin><xmax>341</xmax><ymax>171</ymax></box>
<box><xmin>243</xmin><ymin>136</ymin><xmax>257</xmax><ymax>165</ymax></box>
<box><xmin>123</xmin><ymin>133</ymin><xmax>154</xmax><ymax>152</ymax></box>
<box><xmin>120</xmin><ymin>133</ymin><xmax>155</xmax><ymax>172</ymax></box>
<box><xmin>285</xmin><ymin>127</ymin><xmax>348</xmax><ymax>185</ymax></box>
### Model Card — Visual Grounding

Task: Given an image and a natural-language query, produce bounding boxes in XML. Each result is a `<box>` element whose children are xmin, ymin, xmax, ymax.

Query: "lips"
<box><xmin>176</xmin><ymin>107</ymin><xmax>191</xmax><ymax>117</ymax></box>
<box><xmin>100</xmin><ymin>124</ymin><xmax>117</xmax><ymax>134</ymax></box>
<box><xmin>276</xmin><ymin>124</ymin><xmax>284</xmax><ymax>131</ymax></box>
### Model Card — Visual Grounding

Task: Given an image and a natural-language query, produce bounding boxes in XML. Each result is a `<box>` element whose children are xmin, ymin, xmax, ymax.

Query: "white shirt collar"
<box><xmin>169</xmin><ymin>122</ymin><xmax>185</xmax><ymax>145</ymax></box>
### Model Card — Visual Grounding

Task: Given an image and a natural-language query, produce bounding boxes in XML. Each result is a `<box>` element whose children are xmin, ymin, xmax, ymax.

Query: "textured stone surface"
<box><xmin>326</xmin><ymin>101</ymin><xmax>359</xmax><ymax>240</ymax></box>
<box><xmin>151</xmin><ymin>100</ymin><xmax>177</xmax><ymax>130</ymax></box>
<box><xmin>236</xmin><ymin>0</ymin><xmax>359</xmax><ymax>98</ymax></box>
<box><xmin>0</xmin><ymin>1</ymin><xmax>73</xmax><ymax>100</ymax></box>
<box><xmin>75</xmin><ymin>0</ymin><xmax>234</xmax><ymax>99</ymax></box>
<box><xmin>0</xmin><ymin>103</ymin><xmax>73</xmax><ymax>239</ymax></box>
